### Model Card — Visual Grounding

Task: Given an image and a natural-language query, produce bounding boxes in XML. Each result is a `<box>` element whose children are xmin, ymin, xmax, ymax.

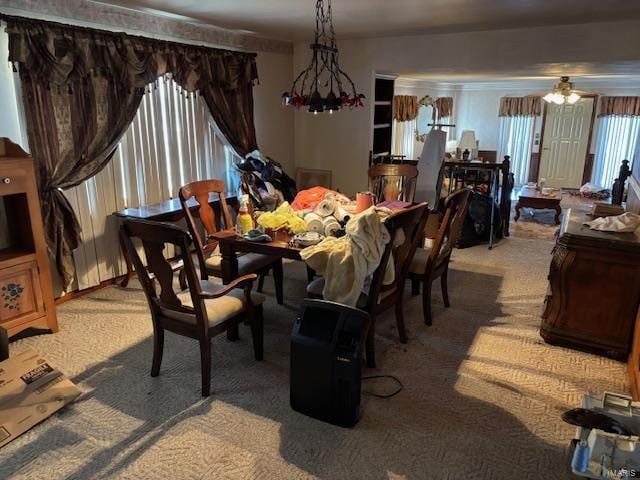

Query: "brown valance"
<box><xmin>3</xmin><ymin>15</ymin><xmax>260</xmax><ymax>287</ymax></box>
<box><xmin>435</xmin><ymin>97</ymin><xmax>453</xmax><ymax>119</ymax></box>
<box><xmin>393</xmin><ymin>95</ymin><xmax>418</xmax><ymax>122</ymax></box>
<box><xmin>499</xmin><ymin>96</ymin><xmax>542</xmax><ymax>117</ymax></box>
<box><xmin>3</xmin><ymin>15</ymin><xmax>258</xmax><ymax>92</ymax></box>
<box><xmin>599</xmin><ymin>97</ymin><xmax>640</xmax><ymax>117</ymax></box>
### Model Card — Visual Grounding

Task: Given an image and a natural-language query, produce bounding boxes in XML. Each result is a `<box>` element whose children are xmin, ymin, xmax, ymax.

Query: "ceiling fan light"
<box><xmin>543</xmin><ymin>93</ymin><xmax>555</xmax><ymax>104</ymax></box>
<box><xmin>567</xmin><ymin>92</ymin><xmax>581</xmax><ymax>104</ymax></box>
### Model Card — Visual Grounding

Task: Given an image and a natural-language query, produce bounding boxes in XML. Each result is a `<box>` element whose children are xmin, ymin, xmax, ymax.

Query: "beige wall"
<box><xmin>253</xmin><ymin>51</ymin><xmax>294</xmax><ymax>173</ymax></box>
<box><xmin>293</xmin><ymin>20</ymin><xmax>640</xmax><ymax>196</ymax></box>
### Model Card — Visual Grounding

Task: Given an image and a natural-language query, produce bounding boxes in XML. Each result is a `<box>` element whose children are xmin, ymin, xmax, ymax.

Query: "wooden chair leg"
<box><xmin>178</xmin><ymin>267</ymin><xmax>187</xmax><ymax>290</ymax></box>
<box><xmin>250</xmin><ymin>305</ymin><xmax>264</xmax><ymax>361</ymax></box>
<box><xmin>306</xmin><ymin>265</ymin><xmax>315</xmax><ymax>284</ymax></box>
<box><xmin>395</xmin><ymin>294</ymin><xmax>408</xmax><ymax>343</ymax></box>
<box><xmin>441</xmin><ymin>268</ymin><xmax>450</xmax><ymax>308</ymax></box>
<box><xmin>422</xmin><ymin>278</ymin><xmax>433</xmax><ymax>326</ymax></box>
<box><xmin>365</xmin><ymin>315</ymin><xmax>376</xmax><ymax>368</ymax></box>
<box><xmin>199</xmin><ymin>337</ymin><xmax>211</xmax><ymax>397</ymax></box>
<box><xmin>272</xmin><ymin>260</ymin><xmax>284</xmax><ymax>305</ymax></box>
<box><xmin>227</xmin><ymin>322</ymin><xmax>239</xmax><ymax>341</ymax></box>
<box><xmin>257</xmin><ymin>273</ymin><xmax>265</xmax><ymax>293</ymax></box>
<box><xmin>151</xmin><ymin>326</ymin><xmax>164</xmax><ymax>377</ymax></box>
<box><xmin>411</xmin><ymin>277</ymin><xmax>421</xmax><ymax>296</ymax></box>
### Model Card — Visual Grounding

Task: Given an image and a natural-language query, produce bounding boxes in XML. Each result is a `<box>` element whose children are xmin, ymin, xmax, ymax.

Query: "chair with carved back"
<box><xmin>307</xmin><ymin>203</ymin><xmax>429</xmax><ymax>367</ymax></box>
<box><xmin>368</xmin><ymin>163</ymin><xmax>419</xmax><ymax>204</ymax></box>
<box><xmin>120</xmin><ymin>218</ymin><xmax>265</xmax><ymax>397</ymax></box>
<box><xmin>179</xmin><ymin>179</ymin><xmax>283</xmax><ymax>304</ymax></box>
<box><xmin>408</xmin><ymin>188</ymin><xmax>471</xmax><ymax>326</ymax></box>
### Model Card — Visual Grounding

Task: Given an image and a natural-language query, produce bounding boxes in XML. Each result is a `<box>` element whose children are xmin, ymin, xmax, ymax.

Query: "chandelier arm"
<box><xmin>284</xmin><ymin>0</ymin><xmax>363</xmax><ymax>112</ymax></box>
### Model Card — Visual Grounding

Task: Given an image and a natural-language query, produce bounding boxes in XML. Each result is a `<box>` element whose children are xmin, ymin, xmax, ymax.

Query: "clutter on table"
<box><xmin>256</xmin><ymin>201</ymin><xmax>307</xmax><ymax>234</ymax></box>
<box><xmin>236</xmin><ymin>150</ymin><xmax>297</xmax><ymax>210</ymax></box>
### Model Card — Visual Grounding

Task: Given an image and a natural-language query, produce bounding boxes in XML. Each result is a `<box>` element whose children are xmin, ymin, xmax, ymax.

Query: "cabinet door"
<box><xmin>0</xmin><ymin>261</ymin><xmax>45</xmax><ymax>329</ymax></box>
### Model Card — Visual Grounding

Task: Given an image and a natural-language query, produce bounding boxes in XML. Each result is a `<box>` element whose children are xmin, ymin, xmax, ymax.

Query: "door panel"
<box><xmin>538</xmin><ymin>97</ymin><xmax>594</xmax><ymax>188</ymax></box>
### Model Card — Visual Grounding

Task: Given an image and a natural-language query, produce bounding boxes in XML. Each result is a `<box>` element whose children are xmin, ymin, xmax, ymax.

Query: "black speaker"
<box><xmin>290</xmin><ymin>299</ymin><xmax>369</xmax><ymax>428</ymax></box>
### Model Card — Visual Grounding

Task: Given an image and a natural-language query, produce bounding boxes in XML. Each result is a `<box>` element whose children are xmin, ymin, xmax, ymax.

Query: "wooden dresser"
<box><xmin>540</xmin><ymin>208</ymin><xmax>640</xmax><ymax>359</ymax></box>
<box><xmin>0</xmin><ymin>138</ymin><xmax>58</xmax><ymax>337</ymax></box>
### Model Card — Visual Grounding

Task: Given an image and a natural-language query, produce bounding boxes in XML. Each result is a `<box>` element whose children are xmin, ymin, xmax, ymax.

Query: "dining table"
<box><xmin>114</xmin><ymin>193</ymin><xmax>238</xmax><ymax>287</ymax></box>
<box><xmin>211</xmin><ymin>199</ymin><xmax>418</xmax><ymax>286</ymax></box>
<box><xmin>211</xmin><ymin>230</ymin><xmax>306</xmax><ymax>285</ymax></box>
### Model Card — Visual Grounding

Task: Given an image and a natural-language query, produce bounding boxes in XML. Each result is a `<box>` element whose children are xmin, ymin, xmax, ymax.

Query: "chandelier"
<box><xmin>281</xmin><ymin>0</ymin><xmax>364</xmax><ymax>114</ymax></box>
<box><xmin>543</xmin><ymin>76</ymin><xmax>581</xmax><ymax>105</ymax></box>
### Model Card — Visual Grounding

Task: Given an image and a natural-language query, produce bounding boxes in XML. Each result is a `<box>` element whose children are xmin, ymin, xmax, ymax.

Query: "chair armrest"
<box><xmin>197</xmin><ymin>274</ymin><xmax>257</xmax><ymax>300</ymax></box>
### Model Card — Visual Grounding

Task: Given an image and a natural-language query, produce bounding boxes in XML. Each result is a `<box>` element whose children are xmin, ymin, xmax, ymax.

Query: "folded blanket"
<box><xmin>300</xmin><ymin>207</ymin><xmax>393</xmax><ymax>306</ymax></box>
<box><xmin>583</xmin><ymin>212</ymin><xmax>640</xmax><ymax>232</ymax></box>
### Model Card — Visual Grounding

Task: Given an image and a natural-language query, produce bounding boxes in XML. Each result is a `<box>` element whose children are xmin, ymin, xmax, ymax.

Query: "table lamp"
<box><xmin>458</xmin><ymin>130</ymin><xmax>477</xmax><ymax>161</ymax></box>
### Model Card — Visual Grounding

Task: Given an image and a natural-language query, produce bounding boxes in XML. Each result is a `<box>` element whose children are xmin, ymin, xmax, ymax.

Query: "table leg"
<box><xmin>554</xmin><ymin>205</ymin><xmax>562</xmax><ymax>225</ymax></box>
<box><xmin>218</xmin><ymin>240</ymin><xmax>239</xmax><ymax>285</ymax></box>
<box><xmin>119</xmin><ymin>229</ymin><xmax>134</xmax><ymax>288</ymax></box>
<box><xmin>514</xmin><ymin>201</ymin><xmax>522</xmax><ymax>222</ymax></box>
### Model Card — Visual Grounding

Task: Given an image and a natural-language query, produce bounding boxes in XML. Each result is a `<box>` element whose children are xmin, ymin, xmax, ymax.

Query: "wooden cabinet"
<box><xmin>0</xmin><ymin>138</ymin><xmax>57</xmax><ymax>337</ymax></box>
<box><xmin>540</xmin><ymin>209</ymin><xmax>640</xmax><ymax>359</ymax></box>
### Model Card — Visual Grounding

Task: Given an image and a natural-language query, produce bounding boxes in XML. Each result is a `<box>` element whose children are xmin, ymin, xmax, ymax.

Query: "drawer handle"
<box><xmin>1</xmin><ymin>177</ymin><xmax>10</xmax><ymax>185</ymax></box>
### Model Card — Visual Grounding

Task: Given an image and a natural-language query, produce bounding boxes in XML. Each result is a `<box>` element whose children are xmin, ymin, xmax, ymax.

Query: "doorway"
<box><xmin>537</xmin><ymin>97</ymin><xmax>596</xmax><ymax>188</ymax></box>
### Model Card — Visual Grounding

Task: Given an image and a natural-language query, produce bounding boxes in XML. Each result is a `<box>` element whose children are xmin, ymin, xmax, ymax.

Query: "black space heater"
<box><xmin>290</xmin><ymin>299</ymin><xmax>369</xmax><ymax>428</ymax></box>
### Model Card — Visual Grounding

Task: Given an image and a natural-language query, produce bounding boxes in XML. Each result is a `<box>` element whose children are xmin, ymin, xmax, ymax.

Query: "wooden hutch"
<box><xmin>0</xmin><ymin>138</ymin><xmax>57</xmax><ymax>337</ymax></box>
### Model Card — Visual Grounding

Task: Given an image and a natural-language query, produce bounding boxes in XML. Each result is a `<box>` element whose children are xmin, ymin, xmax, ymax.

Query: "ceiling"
<box><xmin>95</xmin><ymin>0</ymin><xmax>640</xmax><ymax>42</ymax></box>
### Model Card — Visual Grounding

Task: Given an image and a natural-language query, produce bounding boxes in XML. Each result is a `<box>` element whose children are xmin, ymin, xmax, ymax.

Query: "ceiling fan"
<box><xmin>540</xmin><ymin>76</ymin><xmax>592</xmax><ymax>105</ymax></box>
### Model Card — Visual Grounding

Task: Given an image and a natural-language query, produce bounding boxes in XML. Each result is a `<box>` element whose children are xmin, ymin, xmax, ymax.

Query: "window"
<box><xmin>65</xmin><ymin>77</ymin><xmax>240</xmax><ymax>290</ymax></box>
<box><xmin>592</xmin><ymin>115</ymin><xmax>640</xmax><ymax>188</ymax></box>
<box><xmin>497</xmin><ymin>116</ymin><xmax>536</xmax><ymax>187</ymax></box>
<box><xmin>392</xmin><ymin>118</ymin><xmax>416</xmax><ymax>159</ymax></box>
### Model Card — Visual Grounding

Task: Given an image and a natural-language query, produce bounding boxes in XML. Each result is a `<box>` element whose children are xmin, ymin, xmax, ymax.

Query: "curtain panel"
<box><xmin>435</xmin><ymin>97</ymin><xmax>453</xmax><ymax>120</ymax></box>
<box><xmin>393</xmin><ymin>95</ymin><xmax>418</xmax><ymax>122</ymax></box>
<box><xmin>598</xmin><ymin>97</ymin><xmax>640</xmax><ymax>117</ymax></box>
<box><xmin>2</xmin><ymin>15</ymin><xmax>259</xmax><ymax>287</ymax></box>
<box><xmin>499</xmin><ymin>96</ymin><xmax>542</xmax><ymax>117</ymax></box>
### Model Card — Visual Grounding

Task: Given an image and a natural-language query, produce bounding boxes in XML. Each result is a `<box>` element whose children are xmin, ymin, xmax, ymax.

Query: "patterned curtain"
<box><xmin>434</xmin><ymin>97</ymin><xmax>453</xmax><ymax>119</ymax></box>
<box><xmin>499</xmin><ymin>96</ymin><xmax>542</xmax><ymax>117</ymax></box>
<box><xmin>393</xmin><ymin>95</ymin><xmax>418</xmax><ymax>122</ymax></box>
<box><xmin>599</xmin><ymin>97</ymin><xmax>640</xmax><ymax>117</ymax></box>
<box><xmin>3</xmin><ymin>15</ymin><xmax>259</xmax><ymax>287</ymax></box>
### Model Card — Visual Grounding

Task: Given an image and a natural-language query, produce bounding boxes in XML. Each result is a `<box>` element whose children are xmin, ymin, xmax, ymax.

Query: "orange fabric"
<box><xmin>291</xmin><ymin>186</ymin><xmax>350</xmax><ymax>211</ymax></box>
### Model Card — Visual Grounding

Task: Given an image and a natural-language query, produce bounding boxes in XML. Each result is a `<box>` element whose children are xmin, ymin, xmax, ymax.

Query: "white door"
<box><xmin>538</xmin><ymin>97</ymin><xmax>594</xmax><ymax>188</ymax></box>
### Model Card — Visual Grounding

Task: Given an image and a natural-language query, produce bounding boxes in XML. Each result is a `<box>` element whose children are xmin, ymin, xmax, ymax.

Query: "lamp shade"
<box><xmin>458</xmin><ymin>130</ymin><xmax>477</xmax><ymax>150</ymax></box>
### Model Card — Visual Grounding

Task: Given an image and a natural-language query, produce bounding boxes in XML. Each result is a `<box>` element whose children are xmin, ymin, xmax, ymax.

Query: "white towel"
<box><xmin>300</xmin><ymin>207</ymin><xmax>394</xmax><ymax>307</ymax></box>
<box><xmin>583</xmin><ymin>212</ymin><xmax>640</xmax><ymax>232</ymax></box>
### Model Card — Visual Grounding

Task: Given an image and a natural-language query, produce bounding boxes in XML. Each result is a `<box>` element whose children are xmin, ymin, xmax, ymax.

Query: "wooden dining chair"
<box><xmin>179</xmin><ymin>179</ymin><xmax>284</xmax><ymax>305</ymax></box>
<box><xmin>368</xmin><ymin>163</ymin><xmax>419</xmax><ymax>203</ymax></box>
<box><xmin>408</xmin><ymin>188</ymin><xmax>471</xmax><ymax>326</ymax></box>
<box><xmin>307</xmin><ymin>203</ymin><xmax>429</xmax><ymax>368</ymax></box>
<box><xmin>120</xmin><ymin>218</ymin><xmax>265</xmax><ymax>397</ymax></box>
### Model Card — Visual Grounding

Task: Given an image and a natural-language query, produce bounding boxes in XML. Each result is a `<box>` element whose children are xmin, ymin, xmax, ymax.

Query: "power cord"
<box><xmin>362</xmin><ymin>374</ymin><xmax>403</xmax><ymax>398</ymax></box>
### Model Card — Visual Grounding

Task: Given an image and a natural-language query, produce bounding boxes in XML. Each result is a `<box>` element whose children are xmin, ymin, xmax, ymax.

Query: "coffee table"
<box><xmin>515</xmin><ymin>188</ymin><xmax>562</xmax><ymax>224</ymax></box>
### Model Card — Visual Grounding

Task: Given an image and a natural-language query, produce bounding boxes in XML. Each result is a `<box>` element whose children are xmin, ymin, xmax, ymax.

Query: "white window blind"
<box><xmin>592</xmin><ymin>115</ymin><xmax>640</xmax><ymax>188</ymax></box>
<box><xmin>392</xmin><ymin>118</ymin><xmax>416</xmax><ymax>159</ymax></box>
<box><xmin>497</xmin><ymin>115</ymin><xmax>535</xmax><ymax>187</ymax></box>
<box><xmin>64</xmin><ymin>77</ymin><xmax>240</xmax><ymax>290</ymax></box>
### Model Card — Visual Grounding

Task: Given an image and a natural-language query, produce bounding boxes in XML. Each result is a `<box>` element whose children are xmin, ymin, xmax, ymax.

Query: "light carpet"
<box><xmin>0</xmin><ymin>237</ymin><xmax>629</xmax><ymax>480</ymax></box>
